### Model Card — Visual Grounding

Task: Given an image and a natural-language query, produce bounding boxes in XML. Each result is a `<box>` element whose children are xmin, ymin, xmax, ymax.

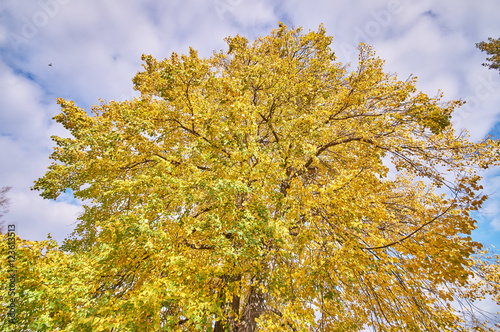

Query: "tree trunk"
<box><xmin>235</xmin><ymin>286</ymin><xmax>266</xmax><ymax>332</ymax></box>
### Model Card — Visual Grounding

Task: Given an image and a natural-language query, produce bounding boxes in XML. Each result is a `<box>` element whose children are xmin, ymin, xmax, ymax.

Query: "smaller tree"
<box><xmin>0</xmin><ymin>186</ymin><xmax>11</xmax><ymax>234</ymax></box>
<box><xmin>476</xmin><ymin>37</ymin><xmax>500</xmax><ymax>72</ymax></box>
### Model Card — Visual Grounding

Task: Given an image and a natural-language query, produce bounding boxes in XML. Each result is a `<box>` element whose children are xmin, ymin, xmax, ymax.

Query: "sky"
<box><xmin>0</xmin><ymin>0</ymin><xmax>499</xmax><ymax>252</ymax></box>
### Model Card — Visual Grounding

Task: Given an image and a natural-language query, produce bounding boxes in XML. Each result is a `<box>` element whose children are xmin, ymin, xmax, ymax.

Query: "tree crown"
<box><xmin>4</xmin><ymin>24</ymin><xmax>500</xmax><ymax>331</ymax></box>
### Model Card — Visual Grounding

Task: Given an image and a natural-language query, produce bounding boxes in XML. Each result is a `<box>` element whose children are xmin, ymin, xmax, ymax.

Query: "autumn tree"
<box><xmin>2</xmin><ymin>24</ymin><xmax>500</xmax><ymax>331</ymax></box>
<box><xmin>477</xmin><ymin>37</ymin><xmax>500</xmax><ymax>72</ymax></box>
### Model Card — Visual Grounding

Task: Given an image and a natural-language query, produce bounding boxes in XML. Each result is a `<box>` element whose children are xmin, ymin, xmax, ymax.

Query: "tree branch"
<box><xmin>361</xmin><ymin>202</ymin><xmax>454</xmax><ymax>250</ymax></box>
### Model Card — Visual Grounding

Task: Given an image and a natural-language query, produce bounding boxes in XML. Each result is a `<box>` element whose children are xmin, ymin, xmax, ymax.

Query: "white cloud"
<box><xmin>0</xmin><ymin>61</ymin><xmax>47</xmax><ymax>140</ymax></box>
<box><xmin>7</xmin><ymin>190</ymin><xmax>81</xmax><ymax>243</ymax></box>
<box><xmin>222</xmin><ymin>0</ymin><xmax>277</xmax><ymax>26</ymax></box>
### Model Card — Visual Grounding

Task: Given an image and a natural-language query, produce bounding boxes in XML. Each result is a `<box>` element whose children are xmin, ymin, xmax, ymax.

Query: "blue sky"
<box><xmin>0</xmin><ymin>0</ymin><xmax>499</xmax><ymax>254</ymax></box>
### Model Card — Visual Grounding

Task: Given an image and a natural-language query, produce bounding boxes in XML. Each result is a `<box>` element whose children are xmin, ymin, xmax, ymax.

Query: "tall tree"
<box><xmin>476</xmin><ymin>37</ymin><xmax>500</xmax><ymax>72</ymax></box>
<box><xmin>2</xmin><ymin>24</ymin><xmax>500</xmax><ymax>331</ymax></box>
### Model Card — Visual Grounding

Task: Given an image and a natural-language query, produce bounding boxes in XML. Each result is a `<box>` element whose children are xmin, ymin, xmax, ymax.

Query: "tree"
<box><xmin>0</xmin><ymin>186</ymin><xmax>11</xmax><ymax>234</ymax></box>
<box><xmin>476</xmin><ymin>37</ymin><xmax>500</xmax><ymax>72</ymax></box>
<box><xmin>2</xmin><ymin>24</ymin><xmax>500</xmax><ymax>331</ymax></box>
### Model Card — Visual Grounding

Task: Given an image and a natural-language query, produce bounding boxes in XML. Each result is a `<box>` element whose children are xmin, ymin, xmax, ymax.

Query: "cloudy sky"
<box><xmin>0</xmin><ymin>0</ymin><xmax>499</xmax><ymax>254</ymax></box>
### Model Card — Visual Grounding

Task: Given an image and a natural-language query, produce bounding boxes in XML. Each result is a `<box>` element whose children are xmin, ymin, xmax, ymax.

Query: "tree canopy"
<box><xmin>477</xmin><ymin>37</ymin><xmax>500</xmax><ymax>72</ymax></box>
<box><xmin>2</xmin><ymin>24</ymin><xmax>500</xmax><ymax>331</ymax></box>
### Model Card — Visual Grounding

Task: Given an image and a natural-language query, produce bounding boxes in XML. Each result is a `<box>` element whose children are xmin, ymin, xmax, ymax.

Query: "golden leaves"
<box><xmin>14</xmin><ymin>24</ymin><xmax>500</xmax><ymax>331</ymax></box>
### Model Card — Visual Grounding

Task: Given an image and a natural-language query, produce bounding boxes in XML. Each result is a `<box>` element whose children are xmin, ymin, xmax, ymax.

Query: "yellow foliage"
<box><xmin>2</xmin><ymin>24</ymin><xmax>500</xmax><ymax>331</ymax></box>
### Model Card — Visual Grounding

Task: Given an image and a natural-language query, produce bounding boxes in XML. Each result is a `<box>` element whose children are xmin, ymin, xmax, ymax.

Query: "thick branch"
<box><xmin>182</xmin><ymin>238</ymin><xmax>213</xmax><ymax>250</ymax></box>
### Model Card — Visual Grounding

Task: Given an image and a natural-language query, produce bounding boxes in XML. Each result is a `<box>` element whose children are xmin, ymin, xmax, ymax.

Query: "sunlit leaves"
<box><xmin>476</xmin><ymin>37</ymin><xmax>500</xmax><ymax>72</ymax></box>
<box><xmin>4</xmin><ymin>24</ymin><xmax>500</xmax><ymax>331</ymax></box>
